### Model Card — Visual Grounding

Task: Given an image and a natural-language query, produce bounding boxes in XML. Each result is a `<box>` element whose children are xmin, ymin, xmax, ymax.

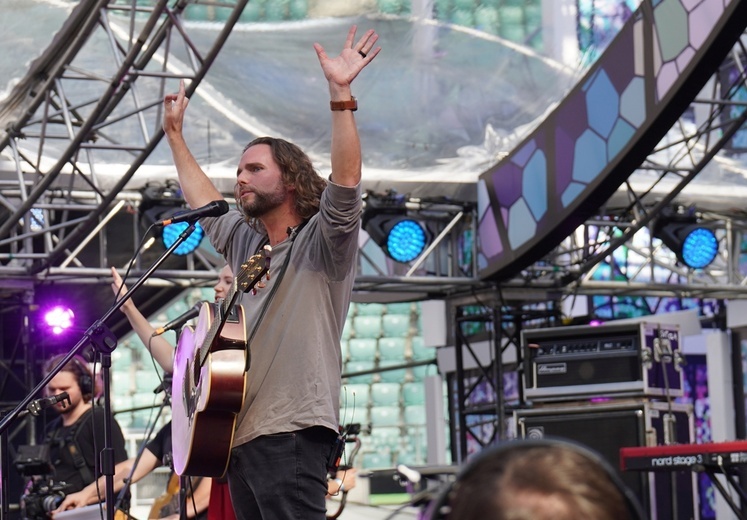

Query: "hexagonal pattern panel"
<box><xmin>477</xmin><ymin>0</ymin><xmax>745</xmax><ymax>280</ymax></box>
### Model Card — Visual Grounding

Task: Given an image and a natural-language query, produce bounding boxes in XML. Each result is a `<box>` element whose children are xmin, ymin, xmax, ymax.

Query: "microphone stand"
<box><xmin>113</xmin><ymin>386</ymin><xmax>171</xmax><ymax>514</ymax></box>
<box><xmin>0</xmin><ymin>222</ymin><xmax>200</xmax><ymax>520</ymax></box>
<box><xmin>172</xmin><ymin>326</ymin><xmax>189</xmax><ymax>520</ymax></box>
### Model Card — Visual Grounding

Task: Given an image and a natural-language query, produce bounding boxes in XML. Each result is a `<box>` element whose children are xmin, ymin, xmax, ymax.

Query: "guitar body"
<box><xmin>148</xmin><ymin>472</ymin><xmax>179</xmax><ymax>519</ymax></box>
<box><xmin>172</xmin><ymin>302</ymin><xmax>248</xmax><ymax>477</ymax></box>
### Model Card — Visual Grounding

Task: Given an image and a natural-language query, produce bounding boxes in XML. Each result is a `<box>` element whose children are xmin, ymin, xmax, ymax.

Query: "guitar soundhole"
<box><xmin>183</xmin><ymin>359</ymin><xmax>198</xmax><ymax>419</ymax></box>
<box><xmin>193</xmin><ymin>358</ymin><xmax>201</xmax><ymax>386</ymax></box>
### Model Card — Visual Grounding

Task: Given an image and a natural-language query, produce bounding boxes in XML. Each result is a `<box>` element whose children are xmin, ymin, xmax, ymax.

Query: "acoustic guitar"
<box><xmin>171</xmin><ymin>248</ymin><xmax>271</xmax><ymax>477</ymax></box>
<box><xmin>148</xmin><ymin>472</ymin><xmax>179</xmax><ymax>519</ymax></box>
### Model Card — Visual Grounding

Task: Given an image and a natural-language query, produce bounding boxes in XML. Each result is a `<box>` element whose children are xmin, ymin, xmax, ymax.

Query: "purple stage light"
<box><xmin>44</xmin><ymin>306</ymin><xmax>75</xmax><ymax>335</ymax></box>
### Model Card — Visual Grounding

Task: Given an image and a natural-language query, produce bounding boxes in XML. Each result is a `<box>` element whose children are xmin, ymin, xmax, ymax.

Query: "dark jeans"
<box><xmin>226</xmin><ymin>426</ymin><xmax>337</xmax><ymax>520</ymax></box>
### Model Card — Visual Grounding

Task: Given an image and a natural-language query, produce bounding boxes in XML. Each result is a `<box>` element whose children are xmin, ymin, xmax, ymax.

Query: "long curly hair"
<box><xmin>235</xmin><ymin>137</ymin><xmax>327</xmax><ymax>230</ymax></box>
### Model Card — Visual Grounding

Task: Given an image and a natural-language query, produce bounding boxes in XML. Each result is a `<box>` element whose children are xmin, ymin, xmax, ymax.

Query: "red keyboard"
<box><xmin>620</xmin><ymin>440</ymin><xmax>747</xmax><ymax>472</ymax></box>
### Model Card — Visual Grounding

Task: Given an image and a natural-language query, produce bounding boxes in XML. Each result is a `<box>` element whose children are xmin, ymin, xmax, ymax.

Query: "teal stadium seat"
<box><xmin>341</xmin><ymin>383</ymin><xmax>371</xmax><ymax>409</ymax></box>
<box><xmin>129</xmin><ymin>392</ymin><xmax>159</xmax><ymax>428</ymax></box>
<box><xmin>341</xmin><ymin>404</ymin><xmax>369</xmax><ymax>427</ymax></box>
<box><xmin>353</xmin><ymin>315</ymin><xmax>382</xmax><ymax>338</ymax></box>
<box><xmin>340</xmin><ymin>339</ymin><xmax>349</xmax><ymax>363</ymax></box>
<box><xmin>370</xmin><ymin>405</ymin><xmax>400</xmax><ymax>427</ymax></box>
<box><xmin>344</xmin><ymin>360</ymin><xmax>375</xmax><ymax>384</ymax></box>
<box><xmin>410</xmin><ymin>336</ymin><xmax>433</xmax><ymax>361</ymax></box>
<box><xmin>381</xmin><ymin>313</ymin><xmax>411</xmax><ymax>337</ymax></box>
<box><xmin>406</xmin><ymin>426</ymin><xmax>427</xmax><ymax>453</ymax></box>
<box><xmin>348</xmin><ymin>338</ymin><xmax>378</xmax><ymax>361</ymax></box>
<box><xmin>370</xmin><ymin>382</ymin><xmax>401</xmax><ymax>406</ymax></box>
<box><xmin>404</xmin><ymin>404</ymin><xmax>427</xmax><ymax>425</ymax></box>
<box><xmin>395</xmin><ymin>448</ymin><xmax>423</xmax><ymax>467</ymax></box>
<box><xmin>410</xmin><ymin>363</ymin><xmax>436</xmax><ymax>382</ymax></box>
<box><xmin>403</xmin><ymin>382</ymin><xmax>425</xmax><ymax>406</ymax></box>
<box><xmin>370</xmin><ymin>426</ymin><xmax>402</xmax><ymax>451</ymax></box>
<box><xmin>378</xmin><ymin>337</ymin><xmax>406</xmax><ymax>361</ymax></box>
<box><xmin>111</xmin><ymin>395</ymin><xmax>130</xmax><ymax>414</ymax></box>
<box><xmin>386</xmin><ymin>302</ymin><xmax>412</xmax><ymax>315</ymax></box>
<box><xmin>341</xmin><ymin>317</ymin><xmax>353</xmax><ymax>341</ymax></box>
<box><xmin>378</xmin><ymin>360</ymin><xmax>408</xmax><ymax>383</ymax></box>
<box><xmin>356</xmin><ymin>302</ymin><xmax>385</xmax><ymax>316</ymax></box>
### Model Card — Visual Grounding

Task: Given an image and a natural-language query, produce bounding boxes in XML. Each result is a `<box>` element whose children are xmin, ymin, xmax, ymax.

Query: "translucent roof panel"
<box><xmin>1</xmin><ymin>1</ymin><xmax>577</xmax><ymax>198</ymax></box>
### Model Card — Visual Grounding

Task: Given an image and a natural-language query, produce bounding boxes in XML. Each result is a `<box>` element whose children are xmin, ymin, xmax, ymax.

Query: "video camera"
<box><xmin>15</xmin><ymin>444</ymin><xmax>71</xmax><ymax>520</ymax></box>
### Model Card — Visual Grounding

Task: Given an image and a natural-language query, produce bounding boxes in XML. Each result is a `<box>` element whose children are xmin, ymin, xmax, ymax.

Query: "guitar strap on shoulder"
<box><xmin>243</xmin><ymin>220</ymin><xmax>307</xmax><ymax>372</ymax></box>
<box><xmin>51</xmin><ymin>408</ymin><xmax>95</xmax><ymax>487</ymax></box>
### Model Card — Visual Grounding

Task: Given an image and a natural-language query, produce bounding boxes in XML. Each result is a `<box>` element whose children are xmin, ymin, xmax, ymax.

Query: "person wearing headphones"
<box><xmin>35</xmin><ymin>354</ymin><xmax>129</xmax><ymax>505</ymax></box>
<box><xmin>53</xmin><ymin>420</ymin><xmax>211</xmax><ymax>519</ymax></box>
<box><xmin>428</xmin><ymin>438</ymin><xmax>645</xmax><ymax>520</ymax></box>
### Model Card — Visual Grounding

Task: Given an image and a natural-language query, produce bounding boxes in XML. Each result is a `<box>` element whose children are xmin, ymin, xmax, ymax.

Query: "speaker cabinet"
<box><xmin>514</xmin><ymin>401</ymin><xmax>698</xmax><ymax>520</ymax></box>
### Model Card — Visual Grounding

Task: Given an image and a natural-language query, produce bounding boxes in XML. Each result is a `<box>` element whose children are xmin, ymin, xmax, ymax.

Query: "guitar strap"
<box><xmin>45</xmin><ymin>408</ymin><xmax>95</xmax><ymax>487</ymax></box>
<box><xmin>243</xmin><ymin>220</ymin><xmax>308</xmax><ymax>372</ymax></box>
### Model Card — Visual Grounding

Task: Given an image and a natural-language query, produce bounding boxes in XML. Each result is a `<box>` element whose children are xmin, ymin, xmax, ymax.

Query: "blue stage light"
<box><xmin>139</xmin><ymin>183</ymin><xmax>205</xmax><ymax>256</ymax></box>
<box><xmin>162</xmin><ymin>220</ymin><xmax>205</xmax><ymax>256</ymax></box>
<box><xmin>386</xmin><ymin>219</ymin><xmax>427</xmax><ymax>263</ymax></box>
<box><xmin>680</xmin><ymin>227</ymin><xmax>718</xmax><ymax>269</ymax></box>
<box><xmin>653</xmin><ymin>209</ymin><xmax>719</xmax><ymax>269</ymax></box>
<box><xmin>362</xmin><ymin>192</ymin><xmax>432</xmax><ymax>264</ymax></box>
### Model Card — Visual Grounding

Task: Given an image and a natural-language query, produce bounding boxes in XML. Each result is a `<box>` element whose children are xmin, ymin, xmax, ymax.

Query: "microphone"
<box><xmin>156</xmin><ymin>200</ymin><xmax>229</xmax><ymax>226</ymax></box>
<box><xmin>153</xmin><ymin>301</ymin><xmax>207</xmax><ymax>336</ymax></box>
<box><xmin>27</xmin><ymin>392</ymin><xmax>70</xmax><ymax>416</ymax></box>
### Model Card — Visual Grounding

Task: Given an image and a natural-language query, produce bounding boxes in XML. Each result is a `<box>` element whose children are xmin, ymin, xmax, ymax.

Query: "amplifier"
<box><xmin>522</xmin><ymin>322</ymin><xmax>684</xmax><ymax>401</ymax></box>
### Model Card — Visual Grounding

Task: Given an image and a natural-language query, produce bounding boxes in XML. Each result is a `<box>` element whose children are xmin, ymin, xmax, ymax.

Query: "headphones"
<box><xmin>46</xmin><ymin>354</ymin><xmax>94</xmax><ymax>397</ymax></box>
<box><xmin>425</xmin><ymin>437</ymin><xmax>646</xmax><ymax>520</ymax></box>
<box><xmin>69</xmin><ymin>355</ymin><xmax>94</xmax><ymax>397</ymax></box>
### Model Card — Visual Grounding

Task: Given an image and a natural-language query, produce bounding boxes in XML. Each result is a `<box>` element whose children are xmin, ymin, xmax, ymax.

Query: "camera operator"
<box><xmin>55</xmin><ymin>419</ymin><xmax>211</xmax><ymax>519</ymax></box>
<box><xmin>20</xmin><ymin>354</ymin><xmax>128</xmax><ymax>519</ymax></box>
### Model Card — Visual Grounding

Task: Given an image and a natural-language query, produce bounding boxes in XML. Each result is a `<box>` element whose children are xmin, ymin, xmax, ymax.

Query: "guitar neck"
<box><xmin>198</xmin><ymin>289</ymin><xmax>240</xmax><ymax>367</ymax></box>
<box><xmin>197</xmin><ymin>250</ymin><xmax>270</xmax><ymax>367</ymax></box>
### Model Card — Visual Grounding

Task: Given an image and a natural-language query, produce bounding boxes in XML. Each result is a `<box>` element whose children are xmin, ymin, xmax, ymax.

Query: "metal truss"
<box><xmin>355</xmin><ymin>195</ymin><xmax>483</xmax><ymax>299</ymax></box>
<box><xmin>0</xmin><ymin>0</ymin><xmax>249</xmax><ymax>289</ymax></box>
<box><xmin>0</xmin><ymin>3</ymin><xmax>746</xmax><ymax>309</ymax></box>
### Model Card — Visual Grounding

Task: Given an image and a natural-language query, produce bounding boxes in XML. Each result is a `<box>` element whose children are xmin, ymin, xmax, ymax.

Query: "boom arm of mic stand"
<box><xmin>0</xmin><ymin>223</ymin><xmax>199</xmax><ymax>520</ymax></box>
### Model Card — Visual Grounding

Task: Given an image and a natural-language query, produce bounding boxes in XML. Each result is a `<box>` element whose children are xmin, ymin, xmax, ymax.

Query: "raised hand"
<box><xmin>313</xmin><ymin>25</ymin><xmax>381</xmax><ymax>92</ymax></box>
<box><xmin>110</xmin><ymin>266</ymin><xmax>135</xmax><ymax>315</ymax></box>
<box><xmin>162</xmin><ymin>79</ymin><xmax>189</xmax><ymax>139</ymax></box>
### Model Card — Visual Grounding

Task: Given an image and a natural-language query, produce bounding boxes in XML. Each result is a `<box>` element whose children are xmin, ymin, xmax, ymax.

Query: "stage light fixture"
<box><xmin>653</xmin><ymin>210</ymin><xmax>718</xmax><ymax>269</ymax></box>
<box><xmin>139</xmin><ymin>183</ymin><xmax>204</xmax><ymax>255</ymax></box>
<box><xmin>362</xmin><ymin>192</ymin><xmax>430</xmax><ymax>263</ymax></box>
<box><xmin>43</xmin><ymin>305</ymin><xmax>75</xmax><ymax>335</ymax></box>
